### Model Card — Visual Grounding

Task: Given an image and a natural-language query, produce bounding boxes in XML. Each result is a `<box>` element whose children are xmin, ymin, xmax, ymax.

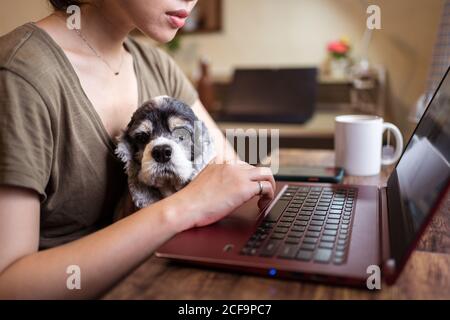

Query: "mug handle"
<box><xmin>381</xmin><ymin>122</ymin><xmax>404</xmax><ymax>165</ymax></box>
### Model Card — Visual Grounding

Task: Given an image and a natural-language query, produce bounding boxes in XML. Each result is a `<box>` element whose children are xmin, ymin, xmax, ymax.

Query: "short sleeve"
<box><xmin>153</xmin><ymin>47</ymin><xmax>199</xmax><ymax>105</ymax></box>
<box><xmin>0</xmin><ymin>70</ymin><xmax>53</xmax><ymax>201</ymax></box>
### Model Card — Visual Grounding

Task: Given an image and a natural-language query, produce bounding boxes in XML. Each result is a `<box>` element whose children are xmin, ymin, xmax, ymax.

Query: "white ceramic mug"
<box><xmin>335</xmin><ymin>115</ymin><xmax>404</xmax><ymax>176</ymax></box>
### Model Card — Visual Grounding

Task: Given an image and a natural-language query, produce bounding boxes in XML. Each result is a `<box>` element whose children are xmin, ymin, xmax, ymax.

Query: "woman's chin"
<box><xmin>138</xmin><ymin>27</ymin><xmax>178</xmax><ymax>43</ymax></box>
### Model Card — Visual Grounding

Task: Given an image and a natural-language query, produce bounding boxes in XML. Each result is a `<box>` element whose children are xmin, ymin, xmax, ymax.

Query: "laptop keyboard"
<box><xmin>240</xmin><ymin>185</ymin><xmax>357</xmax><ymax>265</ymax></box>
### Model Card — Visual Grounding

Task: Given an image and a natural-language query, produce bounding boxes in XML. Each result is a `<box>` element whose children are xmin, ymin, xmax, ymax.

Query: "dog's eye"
<box><xmin>172</xmin><ymin>127</ymin><xmax>191</xmax><ymax>144</ymax></box>
<box><xmin>134</xmin><ymin>132</ymin><xmax>150</xmax><ymax>144</ymax></box>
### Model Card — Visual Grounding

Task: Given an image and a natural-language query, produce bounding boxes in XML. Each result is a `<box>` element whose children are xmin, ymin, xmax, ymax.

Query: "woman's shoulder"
<box><xmin>0</xmin><ymin>23</ymin><xmax>61</xmax><ymax>80</ymax></box>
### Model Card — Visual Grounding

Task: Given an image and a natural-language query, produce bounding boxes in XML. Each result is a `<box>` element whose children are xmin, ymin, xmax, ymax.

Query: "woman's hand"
<box><xmin>171</xmin><ymin>160</ymin><xmax>276</xmax><ymax>231</ymax></box>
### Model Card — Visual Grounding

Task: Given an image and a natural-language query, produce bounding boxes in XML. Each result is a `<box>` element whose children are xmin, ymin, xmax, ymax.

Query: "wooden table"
<box><xmin>103</xmin><ymin>149</ymin><xmax>450</xmax><ymax>300</ymax></box>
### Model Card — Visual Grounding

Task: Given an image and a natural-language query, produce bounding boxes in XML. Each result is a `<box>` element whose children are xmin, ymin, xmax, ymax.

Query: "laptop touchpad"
<box><xmin>225</xmin><ymin>197</ymin><xmax>263</xmax><ymax>222</ymax></box>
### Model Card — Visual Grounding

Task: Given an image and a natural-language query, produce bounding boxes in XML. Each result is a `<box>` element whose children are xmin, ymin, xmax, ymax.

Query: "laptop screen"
<box><xmin>387</xmin><ymin>66</ymin><xmax>450</xmax><ymax>267</ymax></box>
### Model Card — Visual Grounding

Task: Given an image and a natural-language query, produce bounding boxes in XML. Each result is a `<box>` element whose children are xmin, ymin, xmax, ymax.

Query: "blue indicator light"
<box><xmin>268</xmin><ymin>268</ymin><xmax>277</xmax><ymax>277</ymax></box>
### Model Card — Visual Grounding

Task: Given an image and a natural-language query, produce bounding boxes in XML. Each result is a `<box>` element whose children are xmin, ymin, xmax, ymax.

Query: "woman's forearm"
<box><xmin>0</xmin><ymin>197</ymin><xmax>185</xmax><ymax>299</ymax></box>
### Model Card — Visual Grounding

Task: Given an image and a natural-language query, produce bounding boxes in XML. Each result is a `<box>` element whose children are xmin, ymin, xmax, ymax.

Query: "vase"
<box><xmin>330</xmin><ymin>57</ymin><xmax>350</xmax><ymax>79</ymax></box>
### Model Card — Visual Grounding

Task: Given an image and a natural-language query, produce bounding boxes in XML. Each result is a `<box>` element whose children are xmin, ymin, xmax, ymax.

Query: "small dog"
<box><xmin>116</xmin><ymin>96</ymin><xmax>215</xmax><ymax>209</ymax></box>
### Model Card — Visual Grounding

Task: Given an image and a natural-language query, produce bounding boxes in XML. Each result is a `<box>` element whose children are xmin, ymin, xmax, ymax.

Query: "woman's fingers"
<box><xmin>256</xmin><ymin>181</ymin><xmax>274</xmax><ymax>210</ymax></box>
<box><xmin>256</xmin><ymin>180</ymin><xmax>274</xmax><ymax>199</ymax></box>
<box><xmin>248</xmin><ymin>166</ymin><xmax>276</xmax><ymax>192</ymax></box>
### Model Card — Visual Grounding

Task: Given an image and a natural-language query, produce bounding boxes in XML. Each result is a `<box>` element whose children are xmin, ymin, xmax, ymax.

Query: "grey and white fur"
<box><xmin>116</xmin><ymin>96</ymin><xmax>215</xmax><ymax>208</ymax></box>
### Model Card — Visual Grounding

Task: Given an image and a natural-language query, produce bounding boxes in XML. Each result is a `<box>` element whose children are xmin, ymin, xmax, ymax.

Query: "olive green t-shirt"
<box><xmin>0</xmin><ymin>23</ymin><xmax>198</xmax><ymax>249</ymax></box>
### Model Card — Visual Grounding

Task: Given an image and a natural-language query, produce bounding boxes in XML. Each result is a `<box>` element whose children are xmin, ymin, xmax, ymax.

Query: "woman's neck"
<box><xmin>53</xmin><ymin>3</ymin><xmax>134</xmax><ymax>58</ymax></box>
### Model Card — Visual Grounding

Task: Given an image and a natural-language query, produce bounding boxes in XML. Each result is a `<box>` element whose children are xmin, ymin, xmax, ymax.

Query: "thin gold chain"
<box><xmin>55</xmin><ymin>13</ymin><xmax>125</xmax><ymax>76</ymax></box>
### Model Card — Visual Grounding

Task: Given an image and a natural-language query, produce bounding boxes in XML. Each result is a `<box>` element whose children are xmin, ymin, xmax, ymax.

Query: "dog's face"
<box><xmin>116</xmin><ymin>96</ymin><xmax>214</xmax><ymax>193</ymax></box>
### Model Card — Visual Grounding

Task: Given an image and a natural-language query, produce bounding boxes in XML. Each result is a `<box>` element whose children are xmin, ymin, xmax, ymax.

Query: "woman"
<box><xmin>0</xmin><ymin>0</ymin><xmax>275</xmax><ymax>299</ymax></box>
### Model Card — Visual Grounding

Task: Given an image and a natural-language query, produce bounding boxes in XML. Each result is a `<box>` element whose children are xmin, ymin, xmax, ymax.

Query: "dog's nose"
<box><xmin>152</xmin><ymin>145</ymin><xmax>172</xmax><ymax>163</ymax></box>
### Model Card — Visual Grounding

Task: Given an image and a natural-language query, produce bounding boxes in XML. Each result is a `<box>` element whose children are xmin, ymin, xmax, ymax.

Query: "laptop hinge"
<box><xmin>379</xmin><ymin>186</ymin><xmax>396</xmax><ymax>279</ymax></box>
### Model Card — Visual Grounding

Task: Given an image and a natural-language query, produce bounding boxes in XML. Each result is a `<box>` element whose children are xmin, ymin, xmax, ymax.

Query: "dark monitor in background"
<box><xmin>218</xmin><ymin>68</ymin><xmax>318</xmax><ymax>123</ymax></box>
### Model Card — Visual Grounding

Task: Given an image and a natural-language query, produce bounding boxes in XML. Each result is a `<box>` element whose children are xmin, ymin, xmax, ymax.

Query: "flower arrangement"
<box><xmin>326</xmin><ymin>36</ymin><xmax>352</xmax><ymax>79</ymax></box>
<box><xmin>327</xmin><ymin>36</ymin><xmax>351</xmax><ymax>59</ymax></box>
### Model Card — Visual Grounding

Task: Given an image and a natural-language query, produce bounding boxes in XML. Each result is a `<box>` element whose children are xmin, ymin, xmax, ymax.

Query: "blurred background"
<box><xmin>1</xmin><ymin>0</ymin><xmax>447</xmax><ymax>149</ymax></box>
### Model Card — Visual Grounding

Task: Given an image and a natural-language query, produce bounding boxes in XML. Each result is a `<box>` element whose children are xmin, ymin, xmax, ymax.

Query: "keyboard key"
<box><xmin>336</xmin><ymin>244</ymin><xmax>346</xmax><ymax>251</ymax></box>
<box><xmin>325</xmin><ymin>224</ymin><xmax>338</xmax><ymax>230</ymax></box>
<box><xmin>296</xmin><ymin>250</ymin><xmax>313</xmax><ymax>261</ymax></box>
<box><xmin>303</xmin><ymin>237</ymin><xmax>318</xmax><ymax>244</ymax></box>
<box><xmin>334</xmin><ymin>251</ymin><xmax>345</xmax><ymax>258</ymax></box>
<box><xmin>277</xmin><ymin>222</ymin><xmax>291</xmax><ymax>228</ymax></box>
<box><xmin>299</xmin><ymin>210</ymin><xmax>312</xmax><ymax>216</ymax></box>
<box><xmin>321</xmin><ymin>235</ymin><xmax>336</xmax><ymax>242</ymax></box>
<box><xmin>302</xmin><ymin>206</ymin><xmax>314</xmax><ymax>211</ymax></box>
<box><xmin>308</xmin><ymin>225</ymin><xmax>322</xmax><ymax>232</ymax></box>
<box><xmin>291</xmin><ymin>225</ymin><xmax>306</xmax><ymax>232</ymax></box>
<box><xmin>329</xmin><ymin>209</ymin><xmax>342</xmax><ymax>214</ymax></box>
<box><xmin>283</xmin><ymin>212</ymin><xmax>296</xmax><ymax>218</ymax></box>
<box><xmin>297</xmin><ymin>216</ymin><xmax>310</xmax><ymax>221</ymax></box>
<box><xmin>264</xmin><ymin>200</ymin><xmax>290</xmax><ymax>222</ymax></box>
<box><xmin>323</xmin><ymin>229</ymin><xmax>337</xmax><ymax>236</ymax></box>
<box><xmin>285</xmin><ymin>237</ymin><xmax>301</xmax><ymax>244</ymax></box>
<box><xmin>271</xmin><ymin>232</ymin><xmax>285</xmax><ymax>239</ymax></box>
<box><xmin>294</xmin><ymin>220</ymin><xmax>308</xmax><ymax>226</ymax></box>
<box><xmin>300</xmin><ymin>243</ymin><xmax>316</xmax><ymax>250</ymax></box>
<box><xmin>314</xmin><ymin>249</ymin><xmax>332</xmax><ymax>263</ymax></box>
<box><xmin>331</xmin><ymin>205</ymin><xmax>343</xmax><ymax>210</ymax></box>
<box><xmin>306</xmin><ymin>231</ymin><xmax>320</xmax><ymax>238</ymax></box>
<box><xmin>339</xmin><ymin>234</ymin><xmax>348</xmax><ymax>240</ymax></box>
<box><xmin>337</xmin><ymin>239</ymin><xmax>346</xmax><ymax>245</ymax></box>
<box><xmin>260</xmin><ymin>240</ymin><xmax>281</xmax><ymax>257</ymax></box>
<box><xmin>310</xmin><ymin>220</ymin><xmax>324</xmax><ymax>226</ymax></box>
<box><xmin>327</xmin><ymin>219</ymin><xmax>340</xmax><ymax>225</ymax></box>
<box><xmin>319</xmin><ymin>242</ymin><xmax>334</xmax><ymax>249</ymax></box>
<box><xmin>280</xmin><ymin>217</ymin><xmax>295</xmax><ymax>223</ymax></box>
<box><xmin>312</xmin><ymin>215</ymin><xmax>325</xmax><ymax>221</ymax></box>
<box><xmin>288</xmin><ymin>231</ymin><xmax>303</xmax><ymax>238</ymax></box>
<box><xmin>278</xmin><ymin>244</ymin><xmax>299</xmax><ymax>259</ymax></box>
<box><xmin>328</xmin><ymin>214</ymin><xmax>341</xmax><ymax>220</ymax></box>
<box><xmin>334</xmin><ymin>257</ymin><xmax>344</xmax><ymax>265</ymax></box>
<box><xmin>316</xmin><ymin>206</ymin><xmax>329</xmax><ymax>211</ymax></box>
<box><xmin>314</xmin><ymin>210</ymin><xmax>327</xmax><ymax>216</ymax></box>
<box><xmin>274</xmin><ymin>227</ymin><xmax>289</xmax><ymax>233</ymax></box>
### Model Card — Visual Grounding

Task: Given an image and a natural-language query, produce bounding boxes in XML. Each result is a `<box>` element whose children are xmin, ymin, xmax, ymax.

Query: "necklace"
<box><xmin>74</xmin><ymin>28</ymin><xmax>125</xmax><ymax>76</ymax></box>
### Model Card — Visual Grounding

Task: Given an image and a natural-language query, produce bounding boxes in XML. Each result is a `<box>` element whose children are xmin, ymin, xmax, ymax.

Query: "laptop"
<box><xmin>156</xmin><ymin>67</ymin><xmax>450</xmax><ymax>286</ymax></box>
<box><xmin>217</xmin><ymin>68</ymin><xmax>317</xmax><ymax>123</ymax></box>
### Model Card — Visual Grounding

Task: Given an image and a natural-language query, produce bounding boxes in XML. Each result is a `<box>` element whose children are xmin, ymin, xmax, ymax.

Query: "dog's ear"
<box><xmin>193</xmin><ymin>120</ymin><xmax>216</xmax><ymax>171</ymax></box>
<box><xmin>115</xmin><ymin>132</ymin><xmax>134</xmax><ymax>173</ymax></box>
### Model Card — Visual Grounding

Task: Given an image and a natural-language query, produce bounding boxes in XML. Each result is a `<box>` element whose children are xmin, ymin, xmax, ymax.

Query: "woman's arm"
<box><xmin>191</xmin><ymin>99</ymin><xmax>238</xmax><ymax>163</ymax></box>
<box><xmin>0</xmin><ymin>186</ymin><xmax>183</xmax><ymax>299</ymax></box>
<box><xmin>0</xmin><ymin>162</ymin><xmax>275</xmax><ymax>299</ymax></box>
